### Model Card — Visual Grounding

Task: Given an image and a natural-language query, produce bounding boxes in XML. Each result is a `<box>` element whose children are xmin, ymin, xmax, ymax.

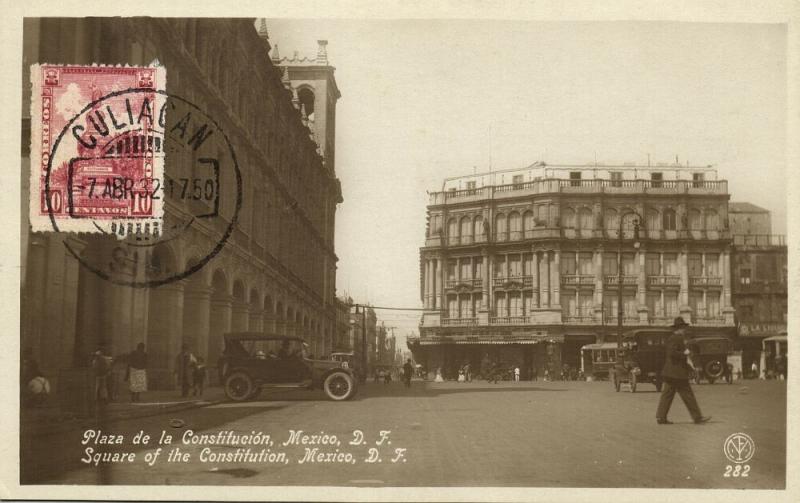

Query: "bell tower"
<box><xmin>269</xmin><ymin>38</ymin><xmax>341</xmax><ymax>175</ymax></box>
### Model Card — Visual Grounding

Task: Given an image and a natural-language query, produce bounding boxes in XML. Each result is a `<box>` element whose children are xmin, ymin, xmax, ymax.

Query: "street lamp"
<box><xmin>616</xmin><ymin>211</ymin><xmax>644</xmax><ymax>352</ymax></box>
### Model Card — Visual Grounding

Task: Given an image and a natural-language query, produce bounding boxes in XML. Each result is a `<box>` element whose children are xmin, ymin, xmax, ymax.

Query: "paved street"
<box><xmin>22</xmin><ymin>379</ymin><xmax>785</xmax><ymax>488</ymax></box>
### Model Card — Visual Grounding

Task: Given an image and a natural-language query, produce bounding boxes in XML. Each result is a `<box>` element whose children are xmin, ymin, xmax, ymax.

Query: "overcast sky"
<box><xmin>267</xmin><ymin>19</ymin><xmax>787</xmax><ymax>344</ymax></box>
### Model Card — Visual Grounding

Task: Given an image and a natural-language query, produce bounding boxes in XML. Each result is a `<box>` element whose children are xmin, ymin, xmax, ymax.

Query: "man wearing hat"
<box><xmin>656</xmin><ymin>317</ymin><xmax>711</xmax><ymax>424</ymax></box>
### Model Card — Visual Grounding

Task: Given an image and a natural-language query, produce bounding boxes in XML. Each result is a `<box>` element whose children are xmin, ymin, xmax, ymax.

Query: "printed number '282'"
<box><xmin>724</xmin><ymin>465</ymin><xmax>750</xmax><ymax>477</ymax></box>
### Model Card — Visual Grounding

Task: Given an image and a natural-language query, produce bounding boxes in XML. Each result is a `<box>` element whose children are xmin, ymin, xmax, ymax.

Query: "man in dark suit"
<box><xmin>656</xmin><ymin>317</ymin><xmax>712</xmax><ymax>425</ymax></box>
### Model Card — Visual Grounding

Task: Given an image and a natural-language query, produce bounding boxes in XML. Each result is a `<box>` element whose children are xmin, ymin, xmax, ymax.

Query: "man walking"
<box><xmin>656</xmin><ymin>317</ymin><xmax>711</xmax><ymax>425</ymax></box>
<box><xmin>403</xmin><ymin>359</ymin><xmax>413</xmax><ymax>388</ymax></box>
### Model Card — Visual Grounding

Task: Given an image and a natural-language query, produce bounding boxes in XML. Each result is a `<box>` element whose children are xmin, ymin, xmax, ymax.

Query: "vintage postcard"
<box><xmin>3</xmin><ymin>1</ymin><xmax>798</xmax><ymax>502</ymax></box>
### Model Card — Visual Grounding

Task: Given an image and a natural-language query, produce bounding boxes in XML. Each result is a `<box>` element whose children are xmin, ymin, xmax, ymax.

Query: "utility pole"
<box><xmin>616</xmin><ymin>211</ymin><xmax>644</xmax><ymax>351</ymax></box>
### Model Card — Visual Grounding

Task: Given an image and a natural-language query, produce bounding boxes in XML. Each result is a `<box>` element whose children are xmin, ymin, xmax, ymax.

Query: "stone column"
<box><xmin>481</xmin><ymin>249</ymin><xmax>489</xmax><ymax>310</ymax></box>
<box><xmin>249</xmin><ymin>308</ymin><xmax>264</xmax><ymax>332</ymax></box>
<box><xmin>208</xmin><ymin>295</ymin><xmax>233</xmax><ymax>372</ymax></box>
<box><xmin>182</xmin><ymin>286</ymin><xmax>212</xmax><ymax>363</ymax></box>
<box><xmin>593</xmin><ymin>246</ymin><xmax>604</xmax><ymax>322</ymax></box>
<box><xmin>231</xmin><ymin>302</ymin><xmax>250</xmax><ymax>332</ymax></box>
<box><xmin>637</xmin><ymin>245</ymin><xmax>648</xmax><ymax>323</ymax></box>
<box><xmin>436</xmin><ymin>256</ymin><xmax>444</xmax><ymax>310</ymax></box>
<box><xmin>530</xmin><ymin>248</ymin><xmax>539</xmax><ymax>308</ymax></box>
<box><xmin>679</xmin><ymin>245</ymin><xmax>692</xmax><ymax>319</ymax></box>
<box><xmin>721</xmin><ymin>247</ymin><xmax>735</xmax><ymax>324</ymax></box>
<box><xmin>550</xmin><ymin>249</ymin><xmax>561</xmax><ymax>308</ymax></box>
<box><xmin>146</xmin><ymin>282</ymin><xmax>185</xmax><ymax>390</ymax></box>
<box><xmin>540</xmin><ymin>251</ymin><xmax>550</xmax><ymax>307</ymax></box>
<box><xmin>423</xmin><ymin>258</ymin><xmax>431</xmax><ymax>309</ymax></box>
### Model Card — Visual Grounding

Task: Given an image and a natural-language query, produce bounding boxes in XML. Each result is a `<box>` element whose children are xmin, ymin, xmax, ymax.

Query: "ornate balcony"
<box><xmin>445</xmin><ymin>278</ymin><xmax>483</xmax><ymax>290</ymax></box>
<box><xmin>441</xmin><ymin>317</ymin><xmax>478</xmax><ymax>326</ymax></box>
<box><xmin>490</xmin><ymin>316</ymin><xmax>530</xmax><ymax>325</ymax></box>
<box><xmin>562</xmin><ymin>314</ymin><xmax>596</xmax><ymax>324</ymax></box>
<box><xmin>690</xmin><ymin>276</ymin><xmax>723</xmax><ymax>287</ymax></box>
<box><xmin>603</xmin><ymin>275</ymin><xmax>638</xmax><ymax>286</ymax></box>
<box><xmin>562</xmin><ymin>274</ymin><xmax>595</xmax><ymax>286</ymax></box>
<box><xmin>647</xmin><ymin>275</ymin><xmax>681</xmax><ymax>287</ymax></box>
<box><xmin>492</xmin><ymin>276</ymin><xmax>533</xmax><ymax>289</ymax></box>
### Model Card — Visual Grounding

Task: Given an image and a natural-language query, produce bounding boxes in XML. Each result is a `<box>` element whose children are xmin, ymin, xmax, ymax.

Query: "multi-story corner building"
<box><xmin>409</xmin><ymin>162</ymin><xmax>736</xmax><ymax>380</ymax></box>
<box><xmin>21</xmin><ymin>18</ymin><xmax>343</xmax><ymax>389</ymax></box>
<box><xmin>729</xmin><ymin>205</ymin><xmax>787</xmax><ymax>371</ymax></box>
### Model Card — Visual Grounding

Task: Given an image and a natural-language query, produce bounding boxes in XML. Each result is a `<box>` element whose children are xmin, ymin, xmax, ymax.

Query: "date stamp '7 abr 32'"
<box><xmin>30</xmin><ymin>64</ymin><xmax>166</xmax><ymax>234</ymax></box>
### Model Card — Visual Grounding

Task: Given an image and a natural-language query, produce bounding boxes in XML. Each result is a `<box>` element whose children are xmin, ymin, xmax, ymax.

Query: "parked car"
<box><xmin>608</xmin><ymin>329</ymin><xmax>670</xmax><ymax>392</ymax></box>
<box><xmin>219</xmin><ymin>333</ymin><xmax>358</xmax><ymax>401</ymax></box>
<box><xmin>686</xmin><ymin>336</ymin><xmax>732</xmax><ymax>384</ymax></box>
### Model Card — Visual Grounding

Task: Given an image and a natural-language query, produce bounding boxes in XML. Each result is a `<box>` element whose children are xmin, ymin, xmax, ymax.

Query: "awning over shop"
<box><xmin>417</xmin><ymin>333</ymin><xmax>565</xmax><ymax>345</ymax></box>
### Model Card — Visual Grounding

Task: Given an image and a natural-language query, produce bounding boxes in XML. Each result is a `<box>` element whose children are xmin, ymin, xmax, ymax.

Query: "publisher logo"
<box><xmin>723</xmin><ymin>433</ymin><xmax>755</xmax><ymax>464</ymax></box>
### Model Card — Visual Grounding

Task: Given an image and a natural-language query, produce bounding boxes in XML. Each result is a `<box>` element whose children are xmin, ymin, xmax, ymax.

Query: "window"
<box><xmin>610</xmin><ymin>171</ymin><xmax>623</xmax><ymax>187</ymax></box>
<box><xmin>448</xmin><ymin>297</ymin><xmax>458</xmax><ymax>319</ymax></box>
<box><xmin>740</xmin><ymin>268</ymin><xmax>751</xmax><ymax>285</ymax></box>
<box><xmin>579</xmin><ymin>292</ymin><xmax>593</xmax><ymax>315</ymax></box>
<box><xmin>473</xmin><ymin>294</ymin><xmax>482</xmax><ymax>314</ymax></box>
<box><xmin>692</xmin><ymin>172</ymin><xmax>705</xmax><ymax>188</ymax></box>
<box><xmin>460</xmin><ymin>260</ymin><xmax>471</xmax><ymax>280</ymax></box>
<box><xmin>705</xmin><ymin>254</ymin><xmax>720</xmax><ymax>277</ymax></box>
<box><xmin>495</xmin><ymin>294</ymin><xmax>507</xmax><ymax>316</ymax></box>
<box><xmin>466</xmin><ymin>181</ymin><xmax>476</xmax><ymax>190</ymax></box>
<box><xmin>460</xmin><ymin>217</ymin><xmax>472</xmax><ymax>241</ymax></box>
<box><xmin>621</xmin><ymin>253</ymin><xmax>636</xmax><ymax>276</ymax></box>
<box><xmin>663</xmin><ymin>209</ymin><xmax>677</xmax><ymax>231</ymax></box>
<box><xmin>623</xmin><ymin>294</ymin><xmax>637</xmax><ymax>318</ymax></box>
<box><xmin>494</xmin><ymin>256</ymin><xmax>506</xmax><ymax>277</ymax></box>
<box><xmin>651</xmin><ymin>172</ymin><xmax>663</xmax><ymax>188</ymax></box>
<box><xmin>447</xmin><ymin>261</ymin><xmax>456</xmax><ymax>280</ymax></box>
<box><xmin>603</xmin><ymin>253</ymin><xmax>618</xmax><ymax>275</ymax></box>
<box><xmin>663</xmin><ymin>254</ymin><xmax>678</xmax><ymax>276</ymax></box>
<box><xmin>705</xmin><ymin>210</ymin><xmax>720</xmax><ymax>231</ymax></box>
<box><xmin>647</xmin><ymin>292</ymin><xmax>662</xmax><ymax>317</ymax></box>
<box><xmin>561</xmin><ymin>254</ymin><xmax>577</xmax><ymax>275</ymax></box>
<box><xmin>508</xmin><ymin>212</ymin><xmax>522</xmax><ymax>239</ymax></box>
<box><xmin>564</xmin><ymin>295</ymin><xmax>577</xmax><ymax>317</ymax></box>
<box><xmin>474</xmin><ymin>215</ymin><xmax>484</xmax><ymax>239</ymax></box>
<box><xmin>509</xmin><ymin>256</ymin><xmax>522</xmax><ymax>277</ymax></box>
<box><xmin>512</xmin><ymin>175</ymin><xmax>524</xmax><ymax>189</ymax></box>
<box><xmin>523</xmin><ymin>211</ymin><xmax>535</xmax><ymax>235</ymax></box>
<box><xmin>688</xmin><ymin>254</ymin><xmax>703</xmax><ymax>277</ymax></box>
<box><xmin>509</xmin><ymin>292</ymin><xmax>523</xmax><ymax>316</ymax></box>
<box><xmin>688</xmin><ymin>209</ymin><xmax>703</xmax><ymax>230</ymax></box>
<box><xmin>578</xmin><ymin>208</ymin><xmax>593</xmax><ymax>230</ymax></box>
<box><xmin>605</xmin><ymin>208</ymin><xmax>619</xmax><ymax>233</ymax></box>
<box><xmin>579</xmin><ymin>252</ymin><xmax>593</xmax><ymax>275</ymax></box>
<box><xmin>447</xmin><ymin>218</ymin><xmax>458</xmax><ymax>240</ymax></box>
<box><xmin>473</xmin><ymin>258</ymin><xmax>483</xmax><ymax>279</ymax></box>
<box><xmin>569</xmin><ymin>171</ymin><xmax>582</xmax><ymax>187</ymax></box>
<box><xmin>739</xmin><ymin>304</ymin><xmax>754</xmax><ymax>321</ymax></box>
<box><xmin>665</xmin><ymin>292</ymin><xmax>678</xmax><ymax>316</ymax></box>
<box><xmin>495</xmin><ymin>213</ymin><xmax>507</xmax><ymax>240</ymax></box>
<box><xmin>645</xmin><ymin>253</ymin><xmax>661</xmax><ymax>276</ymax></box>
<box><xmin>689</xmin><ymin>292</ymin><xmax>703</xmax><ymax>318</ymax></box>
<box><xmin>460</xmin><ymin>296</ymin><xmax>472</xmax><ymax>318</ymax></box>
<box><xmin>707</xmin><ymin>292</ymin><xmax>721</xmax><ymax>318</ymax></box>
<box><xmin>562</xmin><ymin>208</ymin><xmax>576</xmax><ymax>228</ymax></box>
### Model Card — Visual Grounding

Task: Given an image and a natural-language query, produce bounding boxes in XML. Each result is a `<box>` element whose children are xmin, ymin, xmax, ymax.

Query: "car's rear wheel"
<box><xmin>225</xmin><ymin>371</ymin><xmax>254</xmax><ymax>401</ymax></box>
<box><xmin>324</xmin><ymin>371</ymin><xmax>356</xmax><ymax>401</ymax></box>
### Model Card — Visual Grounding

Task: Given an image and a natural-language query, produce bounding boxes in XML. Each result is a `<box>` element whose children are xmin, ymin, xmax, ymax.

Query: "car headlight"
<box><xmin>632</xmin><ymin>367</ymin><xmax>641</xmax><ymax>375</ymax></box>
<box><xmin>341</xmin><ymin>362</ymin><xmax>349</xmax><ymax>369</ymax></box>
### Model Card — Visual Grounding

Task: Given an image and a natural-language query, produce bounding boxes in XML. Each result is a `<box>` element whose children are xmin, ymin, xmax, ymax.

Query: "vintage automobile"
<box><xmin>609</xmin><ymin>329</ymin><xmax>670</xmax><ymax>392</ymax></box>
<box><xmin>686</xmin><ymin>336</ymin><xmax>732</xmax><ymax>384</ymax></box>
<box><xmin>219</xmin><ymin>333</ymin><xmax>358</xmax><ymax>401</ymax></box>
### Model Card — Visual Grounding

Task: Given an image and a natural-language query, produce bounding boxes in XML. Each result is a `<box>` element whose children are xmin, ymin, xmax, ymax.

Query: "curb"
<box><xmin>22</xmin><ymin>396</ymin><xmax>227</xmax><ymax>437</ymax></box>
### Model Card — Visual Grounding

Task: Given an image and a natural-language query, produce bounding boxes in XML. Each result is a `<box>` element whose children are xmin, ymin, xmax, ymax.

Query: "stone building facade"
<box><xmin>409</xmin><ymin>162</ymin><xmax>736</xmax><ymax>380</ymax></box>
<box><xmin>21</xmin><ymin>18</ymin><xmax>343</xmax><ymax>390</ymax></box>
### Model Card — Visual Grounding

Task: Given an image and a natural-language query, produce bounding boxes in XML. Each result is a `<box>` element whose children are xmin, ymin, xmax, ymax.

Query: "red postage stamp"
<box><xmin>29</xmin><ymin>64</ymin><xmax>166</xmax><ymax>234</ymax></box>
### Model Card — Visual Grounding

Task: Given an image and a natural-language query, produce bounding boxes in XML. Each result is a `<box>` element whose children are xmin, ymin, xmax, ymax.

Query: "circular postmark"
<box><xmin>723</xmin><ymin>432</ymin><xmax>755</xmax><ymax>464</ymax></box>
<box><xmin>44</xmin><ymin>88</ymin><xmax>242</xmax><ymax>288</ymax></box>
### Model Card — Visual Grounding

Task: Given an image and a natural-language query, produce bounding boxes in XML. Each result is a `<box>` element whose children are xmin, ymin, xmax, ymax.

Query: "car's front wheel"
<box><xmin>323</xmin><ymin>371</ymin><xmax>356</xmax><ymax>401</ymax></box>
<box><xmin>225</xmin><ymin>371</ymin><xmax>254</xmax><ymax>401</ymax></box>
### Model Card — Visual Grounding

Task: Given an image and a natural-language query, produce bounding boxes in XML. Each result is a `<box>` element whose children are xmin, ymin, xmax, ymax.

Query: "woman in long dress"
<box><xmin>127</xmin><ymin>343</ymin><xmax>148</xmax><ymax>402</ymax></box>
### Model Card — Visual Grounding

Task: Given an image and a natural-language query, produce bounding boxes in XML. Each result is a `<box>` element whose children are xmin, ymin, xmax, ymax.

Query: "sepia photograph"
<box><xmin>4</xmin><ymin>1</ymin><xmax>798</xmax><ymax>501</ymax></box>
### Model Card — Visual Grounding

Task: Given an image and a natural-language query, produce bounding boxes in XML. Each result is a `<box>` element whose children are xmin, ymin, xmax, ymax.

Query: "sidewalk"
<box><xmin>21</xmin><ymin>386</ymin><xmax>228</xmax><ymax>437</ymax></box>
